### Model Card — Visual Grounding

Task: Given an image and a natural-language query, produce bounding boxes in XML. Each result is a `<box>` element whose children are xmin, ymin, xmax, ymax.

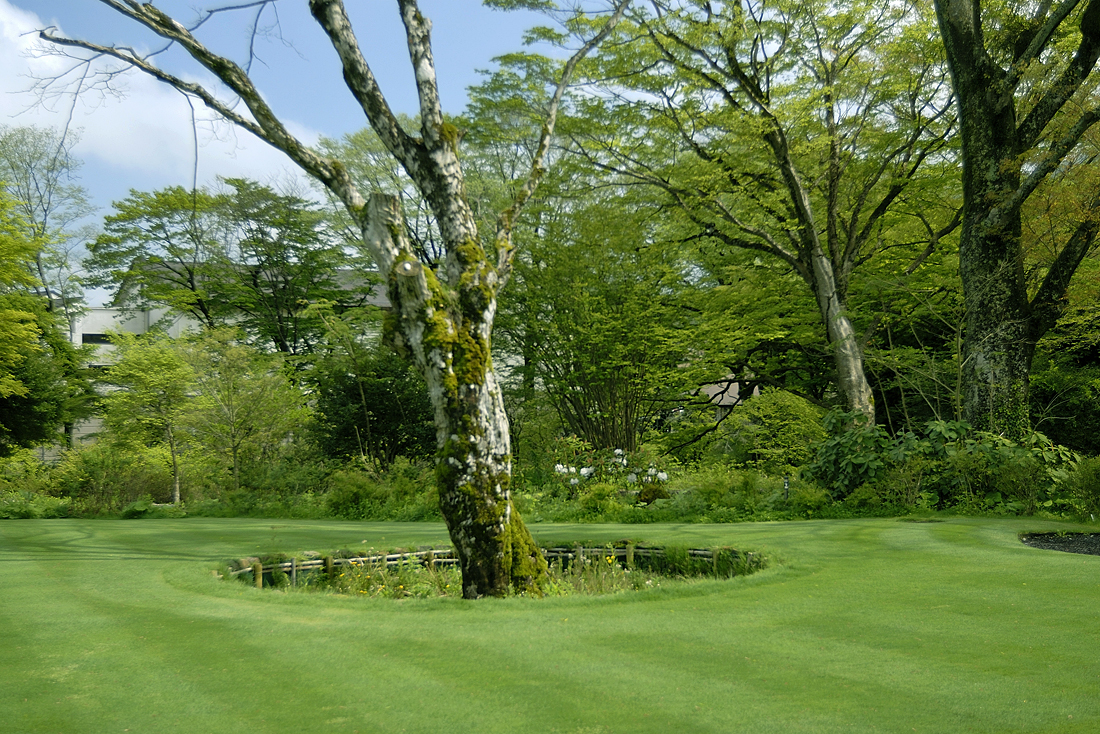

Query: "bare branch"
<box><xmin>308</xmin><ymin>0</ymin><xmax>421</xmax><ymax>173</ymax></box>
<box><xmin>397</xmin><ymin>0</ymin><xmax>445</xmax><ymax>146</ymax></box>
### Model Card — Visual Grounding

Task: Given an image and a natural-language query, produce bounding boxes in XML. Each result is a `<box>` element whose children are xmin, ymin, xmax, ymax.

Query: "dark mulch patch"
<box><xmin>1020</xmin><ymin>532</ymin><xmax>1100</xmax><ymax>556</ymax></box>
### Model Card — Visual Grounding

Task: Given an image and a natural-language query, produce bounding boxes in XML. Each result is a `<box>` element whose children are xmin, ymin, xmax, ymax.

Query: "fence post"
<box><xmin>291</xmin><ymin>557</ymin><xmax>297</xmax><ymax>587</ymax></box>
<box><xmin>252</xmin><ymin>562</ymin><xmax>263</xmax><ymax>589</ymax></box>
<box><xmin>626</xmin><ymin>542</ymin><xmax>635</xmax><ymax>569</ymax></box>
<box><xmin>324</xmin><ymin>556</ymin><xmax>334</xmax><ymax>579</ymax></box>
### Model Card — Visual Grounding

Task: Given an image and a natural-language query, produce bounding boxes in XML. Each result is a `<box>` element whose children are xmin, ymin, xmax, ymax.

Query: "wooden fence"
<box><xmin>229</xmin><ymin>544</ymin><xmax>760</xmax><ymax>589</ymax></box>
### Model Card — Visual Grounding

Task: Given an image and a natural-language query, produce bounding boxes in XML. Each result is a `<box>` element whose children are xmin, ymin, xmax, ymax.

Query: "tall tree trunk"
<box><xmin>808</xmin><ymin>248</ymin><xmax>875</xmax><ymax>421</ymax></box>
<box><xmin>167</xmin><ymin>424</ymin><xmax>181</xmax><ymax>505</ymax></box>
<box><xmin>369</xmin><ymin>196</ymin><xmax>546</xmax><ymax>598</ymax></box>
<box><xmin>935</xmin><ymin>0</ymin><xmax>1100</xmax><ymax>437</ymax></box>
<box><xmin>936</xmin><ymin>4</ymin><xmax>1031</xmax><ymax>437</ymax></box>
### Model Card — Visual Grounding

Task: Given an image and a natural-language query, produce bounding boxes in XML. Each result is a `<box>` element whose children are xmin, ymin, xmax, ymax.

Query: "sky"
<box><xmin>0</xmin><ymin>0</ymin><xmax>546</xmax><ymax>302</ymax></box>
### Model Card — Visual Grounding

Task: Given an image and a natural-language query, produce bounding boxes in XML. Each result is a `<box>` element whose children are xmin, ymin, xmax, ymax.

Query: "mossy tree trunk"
<box><xmin>934</xmin><ymin>0</ymin><xmax>1100</xmax><ymax>437</ymax></box>
<box><xmin>367</xmin><ymin>195</ymin><xmax>546</xmax><ymax>598</ymax></box>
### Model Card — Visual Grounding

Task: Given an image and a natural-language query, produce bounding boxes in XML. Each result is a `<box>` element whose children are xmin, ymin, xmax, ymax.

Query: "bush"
<box><xmin>727</xmin><ymin>389</ymin><xmax>828</xmax><ymax>473</ymax></box>
<box><xmin>0</xmin><ymin>490</ymin><xmax>71</xmax><ymax>519</ymax></box>
<box><xmin>326</xmin><ymin>458</ymin><xmax>440</xmax><ymax>521</ymax></box>
<box><xmin>53</xmin><ymin>441</ymin><xmax>175</xmax><ymax>514</ymax></box>
<box><xmin>1064</xmin><ymin>455</ymin><xmax>1100</xmax><ymax>519</ymax></box>
<box><xmin>802</xmin><ymin>414</ymin><xmax>1079</xmax><ymax>514</ymax></box>
<box><xmin>801</xmin><ymin>412</ymin><xmax>892</xmax><ymax>499</ymax></box>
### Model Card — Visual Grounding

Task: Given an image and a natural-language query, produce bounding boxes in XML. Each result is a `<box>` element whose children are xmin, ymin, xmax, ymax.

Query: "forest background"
<box><xmin>3</xmin><ymin>0</ymin><xmax>1100</xmax><ymax>538</ymax></box>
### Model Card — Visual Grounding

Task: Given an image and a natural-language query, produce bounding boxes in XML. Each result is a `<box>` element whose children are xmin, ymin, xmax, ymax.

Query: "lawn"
<box><xmin>0</xmin><ymin>516</ymin><xmax>1096</xmax><ymax>734</ymax></box>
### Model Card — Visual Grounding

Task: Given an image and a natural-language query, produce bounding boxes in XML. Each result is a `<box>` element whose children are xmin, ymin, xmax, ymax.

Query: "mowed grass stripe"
<box><xmin>1</xmin><ymin>517</ymin><xmax>1098</xmax><ymax>734</ymax></box>
<box><xmin>1</xmin><ymin>560</ymin><xmax>359</xmax><ymax>733</ymax></box>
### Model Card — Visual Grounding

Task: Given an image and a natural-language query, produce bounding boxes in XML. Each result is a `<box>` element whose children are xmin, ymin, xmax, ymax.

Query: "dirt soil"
<box><xmin>1020</xmin><ymin>532</ymin><xmax>1100</xmax><ymax>556</ymax></box>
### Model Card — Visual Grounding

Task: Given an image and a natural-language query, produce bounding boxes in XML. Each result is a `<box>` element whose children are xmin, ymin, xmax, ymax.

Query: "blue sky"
<box><xmin>0</xmin><ymin>0</ymin><xmax>544</xmax><ymax>214</ymax></box>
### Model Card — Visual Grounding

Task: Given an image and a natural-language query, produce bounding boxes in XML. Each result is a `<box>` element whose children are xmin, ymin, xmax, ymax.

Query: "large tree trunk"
<box><xmin>369</xmin><ymin>195</ymin><xmax>546</xmax><ymax>599</ymax></box>
<box><xmin>935</xmin><ymin>0</ymin><xmax>1100</xmax><ymax>437</ymax></box>
<box><xmin>936</xmin><ymin>3</ymin><xmax>1032</xmax><ymax>437</ymax></box>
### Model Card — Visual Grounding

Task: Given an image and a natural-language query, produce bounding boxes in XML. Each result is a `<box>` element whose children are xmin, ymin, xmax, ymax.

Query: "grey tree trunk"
<box><xmin>808</xmin><ymin>248</ymin><xmax>875</xmax><ymax>421</ymax></box>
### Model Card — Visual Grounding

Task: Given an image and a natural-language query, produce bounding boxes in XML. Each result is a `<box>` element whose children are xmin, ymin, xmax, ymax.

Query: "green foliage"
<box><xmin>1030</xmin><ymin>301</ymin><xmax>1100</xmax><ymax>455</ymax></box>
<box><xmin>178</xmin><ymin>330</ymin><xmax>312</xmax><ymax>492</ymax></box>
<box><xmin>802</xmin><ymin>412</ymin><xmax>893</xmax><ymax>498</ymax></box>
<box><xmin>307</xmin><ymin>307</ymin><xmax>435</xmax><ymax>468</ymax></box>
<box><xmin>102</xmin><ymin>331</ymin><xmax>194</xmax><ymax>440</ymax></box>
<box><xmin>89</xmin><ymin>179</ymin><xmax>359</xmax><ymax>354</ymax></box>
<box><xmin>803</xmin><ymin>413</ymin><xmax>1080</xmax><ymax>514</ymax></box>
<box><xmin>313</xmin><ymin>554</ymin><xmax>461</xmax><ymax>598</ymax></box>
<box><xmin>0</xmin><ymin>294</ymin><xmax>94</xmax><ymax>455</ymax></box>
<box><xmin>709</xmin><ymin>389</ymin><xmax>827</xmax><ymax>472</ymax></box>
<box><xmin>1063</xmin><ymin>455</ymin><xmax>1100</xmax><ymax>519</ymax></box>
<box><xmin>52</xmin><ymin>441</ymin><xmax>176</xmax><ymax>514</ymax></box>
<box><xmin>0</xmin><ymin>489</ymin><xmax>71</xmax><ymax>519</ymax></box>
<box><xmin>0</xmin><ymin>189</ymin><xmax>47</xmax><ymax>404</ymax></box>
<box><xmin>0</xmin><ymin>449</ymin><xmax>70</xmax><ymax>518</ymax></box>
<box><xmin>325</xmin><ymin>458</ymin><xmax>441</xmax><ymax>521</ymax></box>
<box><xmin>497</xmin><ymin>180</ymin><xmax>693</xmax><ymax>451</ymax></box>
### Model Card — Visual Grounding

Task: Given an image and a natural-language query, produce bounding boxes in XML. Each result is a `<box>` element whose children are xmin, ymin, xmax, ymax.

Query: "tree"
<box><xmin>38</xmin><ymin>0</ymin><xmax>627</xmax><ymax>597</ymax></box>
<box><xmin>571</xmin><ymin>0</ymin><xmax>958</xmax><ymax>423</ymax></box>
<box><xmin>0</xmin><ymin>190</ymin><xmax>41</xmax><ymax>401</ymax></box>
<box><xmin>100</xmin><ymin>331</ymin><xmax>195</xmax><ymax>504</ymax></box>
<box><xmin>87</xmin><ymin>185</ymin><xmax>231</xmax><ymax>327</ymax></box>
<box><xmin>0</xmin><ymin>124</ymin><xmax>94</xmax><ymax>327</ymax></box>
<box><xmin>0</xmin><ymin>189</ymin><xmax>93</xmax><ymax>456</ymax></box>
<box><xmin>497</xmin><ymin>183</ymin><xmax>693</xmax><ymax>452</ymax></box>
<box><xmin>179</xmin><ymin>331</ymin><xmax>310</xmax><ymax>494</ymax></box>
<box><xmin>88</xmin><ymin>179</ymin><xmax>360</xmax><ymax>354</ymax></box>
<box><xmin>934</xmin><ymin>0</ymin><xmax>1100</xmax><ymax>436</ymax></box>
<box><xmin>214</xmin><ymin>178</ymin><xmax>355</xmax><ymax>355</ymax></box>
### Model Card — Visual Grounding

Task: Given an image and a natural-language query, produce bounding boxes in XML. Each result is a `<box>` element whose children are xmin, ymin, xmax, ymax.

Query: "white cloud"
<box><xmin>0</xmin><ymin>1</ymin><xmax>319</xmax><ymax>197</ymax></box>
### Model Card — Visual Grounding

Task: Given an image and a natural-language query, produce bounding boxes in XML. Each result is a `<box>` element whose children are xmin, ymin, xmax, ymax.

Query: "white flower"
<box><xmin>569</xmin><ymin>466</ymin><xmax>577</xmax><ymax>474</ymax></box>
<box><xmin>626</xmin><ymin>473</ymin><xmax>637</xmax><ymax>483</ymax></box>
<box><xmin>580</xmin><ymin>467</ymin><xmax>595</xmax><ymax>478</ymax></box>
<box><xmin>656</xmin><ymin>471</ymin><xmax>668</xmax><ymax>482</ymax></box>
<box><xmin>569</xmin><ymin>477</ymin><xmax>579</xmax><ymax>486</ymax></box>
<box><xmin>613</xmin><ymin>448</ymin><xmax>624</xmax><ymax>456</ymax></box>
<box><xmin>647</xmin><ymin>467</ymin><xmax>657</xmax><ymax>476</ymax></box>
<box><xmin>553</xmin><ymin>463</ymin><xmax>568</xmax><ymax>474</ymax></box>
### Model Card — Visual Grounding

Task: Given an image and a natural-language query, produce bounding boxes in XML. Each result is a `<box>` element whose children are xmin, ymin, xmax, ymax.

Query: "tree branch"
<box><xmin>495</xmin><ymin>0</ymin><xmax>631</xmax><ymax>280</ymax></box>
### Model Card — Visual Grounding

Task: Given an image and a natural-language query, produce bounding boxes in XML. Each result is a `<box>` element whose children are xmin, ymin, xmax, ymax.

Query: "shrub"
<box><xmin>801</xmin><ymin>412</ymin><xmax>892</xmax><ymax>499</ymax></box>
<box><xmin>326</xmin><ymin>458</ymin><xmax>440</xmax><ymax>521</ymax></box>
<box><xmin>729</xmin><ymin>389</ymin><xmax>828</xmax><ymax>473</ymax></box>
<box><xmin>1064</xmin><ymin>455</ymin><xmax>1100</xmax><ymax>519</ymax></box>
<box><xmin>802</xmin><ymin>413</ymin><xmax>1079</xmax><ymax>513</ymax></box>
<box><xmin>53</xmin><ymin>441</ymin><xmax>175</xmax><ymax>514</ymax></box>
<box><xmin>0</xmin><ymin>490</ymin><xmax>71</xmax><ymax>519</ymax></box>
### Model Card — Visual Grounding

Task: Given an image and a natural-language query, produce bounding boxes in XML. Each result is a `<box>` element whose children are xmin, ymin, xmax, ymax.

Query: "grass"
<box><xmin>0</xmin><ymin>516</ymin><xmax>1097</xmax><ymax>733</ymax></box>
